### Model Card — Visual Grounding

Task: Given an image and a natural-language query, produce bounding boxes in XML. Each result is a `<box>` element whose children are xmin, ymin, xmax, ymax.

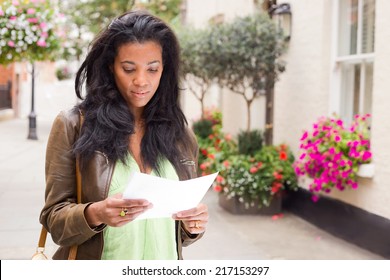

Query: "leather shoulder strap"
<box><xmin>36</xmin><ymin>109</ymin><xmax>84</xmax><ymax>260</ymax></box>
<box><xmin>68</xmin><ymin>109</ymin><xmax>84</xmax><ymax>260</ymax></box>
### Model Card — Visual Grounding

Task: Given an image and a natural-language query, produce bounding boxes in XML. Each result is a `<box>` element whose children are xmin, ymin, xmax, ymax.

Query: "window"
<box><xmin>334</xmin><ymin>0</ymin><xmax>375</xmax><ymax>126</ymax></box>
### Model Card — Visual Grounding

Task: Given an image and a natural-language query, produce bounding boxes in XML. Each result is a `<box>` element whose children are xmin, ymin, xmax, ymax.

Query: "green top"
<box><xmin>101</xmin><ymin>154</ymin><xmax>179</xmax><ymax>260</ymax></box>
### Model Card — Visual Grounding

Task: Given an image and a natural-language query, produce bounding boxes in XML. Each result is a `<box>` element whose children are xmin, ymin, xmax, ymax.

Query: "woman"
<box><xmin>40</xmin><ymin>10</ymin><xmax>208</xmax><ymax>260</ymax></box>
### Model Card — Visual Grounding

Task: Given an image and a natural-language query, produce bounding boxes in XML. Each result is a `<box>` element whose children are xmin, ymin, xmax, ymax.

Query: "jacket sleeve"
<box><xmin>179</xmin><ymin>128</ymin><xmax>204</xmax><ymax>246</ymax></box>
<box><xmin>39</xmin><ymin>110</ymin><xmax>102</xmax><ymax>247</ymax></box>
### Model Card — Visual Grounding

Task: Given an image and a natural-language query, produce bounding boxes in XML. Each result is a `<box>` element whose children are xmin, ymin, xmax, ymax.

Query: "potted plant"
<box><xmin>214</xmin><ymin>144</ymin><xmax>298</xmax><ymax>214</ymax></box>
<box><xmin>294</xmin><ymin>114</ymin><xmax>372</xmax><ymax>202</ymax></box>
<box><xmin>197</xmin><ymin>133</ymin><xmax>298</xmax><ymax>214</ymax></box>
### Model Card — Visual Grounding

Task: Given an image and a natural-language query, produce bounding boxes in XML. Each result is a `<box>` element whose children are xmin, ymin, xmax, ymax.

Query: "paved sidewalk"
<box><xmin>0</xmin><ymin>80</ymin><xmax>384</xmax><ymax>260</ymax></box>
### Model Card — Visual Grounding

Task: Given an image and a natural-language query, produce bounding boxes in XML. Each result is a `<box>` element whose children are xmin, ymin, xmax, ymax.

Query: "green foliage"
<box><xmin>56</xmin><ymin>0</ymin><xmax>135</xmax><ymax>61</ymax></box>
<box><xmin>238</xmin><ymin>130</ymin><xmax>264</xmax><ymax>156</ymax></box>
<box><xmin>71</xmin><ymin>0</ymin><xmax>135</xmax><ymax>35</ymax></box>
<box><xmin>178</xmin><ymin>27</ymin><xmax>221</xmax><ymax>117</ymax></box>
<box><xmin>211</xmin><ymin>143</ymin><xmax>298</xmax><ymax>209</ymax></box>
<box><xmin>179</xmin><ymin>27</ymin><xmax>220</xmax><ymax>84</ymax></box>
<box><xmin>141</xmin><ymin>0</ymin><xmax>182</xmax><ymax>24</ymax></box>
<box><xmin>207</xmin><ymin>12</ymin><xmax>286</xmax><ymax>131</ymax></box>
<box><xmin>213</xmin><ymin>13</ymin><xmax>286</xmax><ymax>94</ymax></box>
<box><xmin>192</xmin><ymin>108</ymin><xmax>232</xmax><ymax>173</ymax></box>
<box><xmin>58</xmin><ymin>0</ymin><xmax>180</xmax><ymax>61</ymax></box>
<box><xmin>193</xmin><ymin>119</ymin><xmax>213</xmax><ymax>140</ymax></box>
<box><xmin>55</xmin><ymin>66</ymin><xmax>72</xmax><ymax>80</ymax></box>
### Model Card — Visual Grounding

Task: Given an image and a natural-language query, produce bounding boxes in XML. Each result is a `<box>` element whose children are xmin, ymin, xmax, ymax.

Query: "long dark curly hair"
<box><xmin>73</xmin><ymin>10</ymin><xmax>194</xmax><ymax>175</ymax></box>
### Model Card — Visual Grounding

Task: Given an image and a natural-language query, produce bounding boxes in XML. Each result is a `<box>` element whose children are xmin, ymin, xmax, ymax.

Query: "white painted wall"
<box><xmin>185</xmin><ymin>0</ymin><xmax>255</xmax><ymax>28</ymax></box>
<box><xmin>274</xmin><ymin>0</ymin><xmax>332</xmax><ymax>154</ymax></box>
<box><xmin>349</xmin><ymin>0</ymin><xmax>390</xmax><ymax>219</ymax></box>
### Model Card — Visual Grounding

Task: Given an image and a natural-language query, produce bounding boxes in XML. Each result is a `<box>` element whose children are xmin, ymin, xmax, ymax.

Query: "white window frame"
<box><xmin>329</xmin><ymin>0</ymin><xmax>375</xmax><ymax>125</ymax></box>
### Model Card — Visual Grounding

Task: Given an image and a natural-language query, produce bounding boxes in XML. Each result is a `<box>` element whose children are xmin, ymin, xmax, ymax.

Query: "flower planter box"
<box><xmin>218</xmin><ymin>193</ymin><xmax>282</xmax><ymax>215</ymax></box>
<box><xmin>357</xmin><ymin>163</ymin><xmax>375</xmax><ymax>178</ymax></box>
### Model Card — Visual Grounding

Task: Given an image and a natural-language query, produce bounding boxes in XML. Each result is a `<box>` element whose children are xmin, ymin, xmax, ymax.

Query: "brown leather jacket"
<box><xmin>40</xmin><ymin>108</ymin><xmax>203</xmax><ymax>260</ymax></box>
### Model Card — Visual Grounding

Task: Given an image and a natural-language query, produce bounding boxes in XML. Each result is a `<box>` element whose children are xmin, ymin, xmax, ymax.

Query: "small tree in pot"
<box><xmin>179</xmin><ymin>27</ymin><xmax>223</xmax><ymax>118</ymax></box>
<box><xmin>210</xmin><ymin>12</ymin><xmax>286</xmax><ymax>142</ymax></box>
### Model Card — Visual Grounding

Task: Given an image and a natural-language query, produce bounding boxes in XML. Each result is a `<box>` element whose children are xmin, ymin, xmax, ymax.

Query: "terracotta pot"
<box><xmin>218</xmin><ymin>193</ymin><xmax>282</xmax><ymax>215</ymax></box>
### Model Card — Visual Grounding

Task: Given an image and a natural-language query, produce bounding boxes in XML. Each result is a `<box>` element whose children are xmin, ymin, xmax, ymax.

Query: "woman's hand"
<box><xmin>85</xmin><ymin>193</ymin><xmax>153</xmax><ymax>228</ymax></box>
<box><xmin>172</xmin><ymin>203</ymin><xmax>209</xmax><ymax>234</ymax></box>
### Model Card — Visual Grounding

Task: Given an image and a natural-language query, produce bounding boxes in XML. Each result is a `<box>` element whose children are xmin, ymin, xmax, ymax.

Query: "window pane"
<box><xmin>352</xmin><ymin>65</ymin><xmax>361</xmax><ymax>117</ymax></box>
<box><xmin>362</xmin><ymin>0</ymin><xmax>375</xmax><ymax>53</ymax></box>
<box><xmin>340</xmin><ymin>64</ymin><xmax>356</xmax><ymax>124</ymax></box>
<box><xmin>340</xmin><ymin>62</ymin><xmax>373</xmax><ymax>125</ymax></box>
<box><xmin>363</xmin><ymin>62</ymin><xmax>373</xmax><ymax>119</ymax></box>
<box><xmin>338</xmin><ymin>0</ymin><xmax>358</xmax><ymax>56</ymax></box>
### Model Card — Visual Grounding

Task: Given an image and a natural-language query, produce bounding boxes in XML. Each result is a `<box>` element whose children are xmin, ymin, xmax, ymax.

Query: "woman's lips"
<box><xmin>132</xmin><ymin>91</ymin><xmax>148</xmax><ymax>97</ymax></box>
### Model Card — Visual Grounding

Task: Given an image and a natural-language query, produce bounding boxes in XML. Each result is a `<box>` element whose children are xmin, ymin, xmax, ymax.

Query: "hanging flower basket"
<box><xmin>294</xmin><ymin>114</ymin><xmax>372</xmax><ymax>202</ymax></box>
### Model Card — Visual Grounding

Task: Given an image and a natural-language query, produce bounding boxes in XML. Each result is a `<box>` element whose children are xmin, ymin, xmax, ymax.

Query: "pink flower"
<box><xmin>362</xmin><ymin>151</ymin><xmax>372</xmax><ymax>162</ymax></box>
<box><xmin>249</xmin><ymin>167</ymin><xmax>258</xmax><ymax>174</ymax></box>
<box><xmin>0</xmin><ymin>10</ymin><xmax>4</xmax><ymax>16</ymax></box>
<box><xmin>12</xmin><ymin>0</ymin><xmax>20</xmax><ymax>6</ymax></box>
<box><xmin>199</xmin><ymin>163</ymin><xmax>207</xmax><ymax>171</ymax></box>
<box><xmin>300</xmin><ymin>131</ymin><xmax>308</xmax><ymax>141</ymax></box>
<box><xmin>27</xmin><ymin>18</ymin><xmax>39</xmax><ymax>23</ymax></box>
<box><xmin>9</xmin><ymin>16</ymin><xmax>17</xmax><ymax>21</ymax></box>
<box><xmin>311</xmin><ymin>195</ymin><xmax>319</xmax><ymax>203</ymax></box>
<box><xmin>27</xmin><ymin>8</ymin><xmax>36</xmax><ymax>14</ymax></box>
<box><xmin>37</xmin><ymin>40</ymin><xmax>47</xmax><ymax>47</ymax></box>
<box><xmin>297</xmin><ymin>114</ymin><xmax>371</xmax><ymax>199</ymax></box>
<box><xmin>40</xmin><ymin>22</ymin><xmax>48</xmax><ymax>30</ymax></box>
<box><xmin>7</xmin><ymin>41</ymin><xmax>15</xmax><ymax>47</ymax></box>
<box><xmin>223</xmin><ymin>133</ymin><xmax>231</xmax><ymax>141</ymax></box>
<box><xmin>216</xmin><ymin>175</ymin><xmax>224</xmax><ymax>183</ymax></box>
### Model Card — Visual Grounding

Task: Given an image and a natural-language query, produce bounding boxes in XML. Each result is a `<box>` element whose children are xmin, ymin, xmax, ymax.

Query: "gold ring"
<box><xmin>119</xmin><ymin>208</ymin><xmax>128</xmax><ymax>217</ymax></box>
<box><xmin>195</xmin><ymin>220</ymin><xmax>200</xmax><ymax>229</ymax></box>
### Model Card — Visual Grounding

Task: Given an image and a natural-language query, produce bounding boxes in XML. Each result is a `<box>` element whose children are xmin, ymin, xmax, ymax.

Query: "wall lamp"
<box><xmin>269</xmin><ymin>3</ymin><xmax>292</xmax><ymax>41</ymax></box>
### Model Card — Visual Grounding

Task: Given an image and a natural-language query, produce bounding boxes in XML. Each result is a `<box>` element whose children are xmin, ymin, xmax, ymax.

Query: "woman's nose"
<box><xmin>133</xmin><ymin>72</ymin><xmax>148</xmax><ymax>87</ymax></box>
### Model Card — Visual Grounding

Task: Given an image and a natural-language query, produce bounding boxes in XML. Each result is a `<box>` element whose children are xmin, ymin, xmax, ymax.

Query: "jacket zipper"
<box><xmin>95</xmin><ymin>151</ymin><xmax>109</xmax><ymax>165</ymax></box>
<box><xmin>180</xmin><ymin>158</ymin><xmax>196</xmax><ymax>173</ymax></box>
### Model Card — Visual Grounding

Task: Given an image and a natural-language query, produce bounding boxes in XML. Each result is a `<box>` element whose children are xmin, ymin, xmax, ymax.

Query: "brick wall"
<box><xmin>0</xmin><ymin>64</ymin><xmax>14</xmax><ymax>84</ymax></box>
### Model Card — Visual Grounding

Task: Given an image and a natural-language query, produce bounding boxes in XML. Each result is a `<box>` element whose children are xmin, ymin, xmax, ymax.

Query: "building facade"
<box><xmin>182</xmin><ymin>0</ymin><xmax>390</xmax><ymax>227</ymax></box>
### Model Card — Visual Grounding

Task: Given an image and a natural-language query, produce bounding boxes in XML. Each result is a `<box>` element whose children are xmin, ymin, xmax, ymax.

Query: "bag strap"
<box><xmin>36</xmin><ymin>110</ymin><xmax>84</xmax><ymax>260</ymax></box>
<box><xmin>68</xmin><ymin>110</ymin><xmax>84</xmax><ymax>260</ymax></box>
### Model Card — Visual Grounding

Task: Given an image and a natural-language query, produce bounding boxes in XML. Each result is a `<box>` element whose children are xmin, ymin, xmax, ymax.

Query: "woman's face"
<box><xmin>112</xmin><ymin>41</ymin><xmax>163</xmax><ymax>115</ymax></box>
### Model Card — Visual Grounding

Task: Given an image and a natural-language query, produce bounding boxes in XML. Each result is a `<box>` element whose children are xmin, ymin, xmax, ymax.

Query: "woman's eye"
<box><xmin>149</xmin><ymin>68</ymin><xmax>158</xmax><ymax>73</ymax></box>
<box><xmin>123</xmin><ymin>69</ymin><xmax>135</xmax><ymax>73</ymax></box>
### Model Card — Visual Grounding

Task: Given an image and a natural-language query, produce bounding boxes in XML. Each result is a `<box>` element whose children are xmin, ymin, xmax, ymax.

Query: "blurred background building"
<box><xmin>179</xmin><ymin>0</ymin><xmax>389</xmax><ymax>258</ymax></box>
